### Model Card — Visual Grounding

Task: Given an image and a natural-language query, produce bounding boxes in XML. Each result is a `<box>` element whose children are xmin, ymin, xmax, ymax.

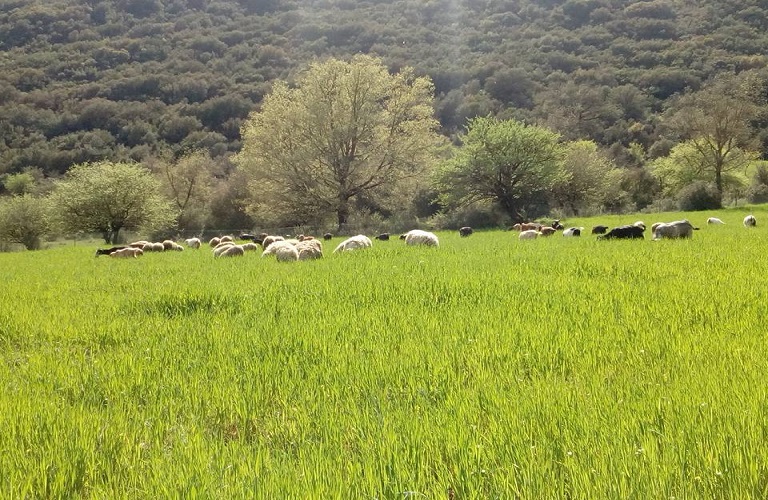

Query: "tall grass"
<box><xmin>1</xmin><ymin>209</ymin><xmax>768</xmax><ymax>497</ymax></box>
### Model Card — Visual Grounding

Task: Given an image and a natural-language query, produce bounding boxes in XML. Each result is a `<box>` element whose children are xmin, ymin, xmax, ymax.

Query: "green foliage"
<box><xmin>436</xmin><ymin>116</ymin><xmax>564</xmax><ymax>221</ymax></box>
<box><xmin>237</xmin><ymin>55</ymin><xmax>443</xmax><ymax>229</ymax></box>
<box><xmin>0</xmin><ymin>0</ymin><xmax>766</xmax><ymax>179</ymax></box>
<box><xmin>676</xmin><ymin>181</ymin><xmax>722</xmax><ymax>211</ymax></box>
<box><xmin>550</xmin><ymin>140</ymin><xmax>622</xmax><ymax>215</ymax></box>
<box><xmin>48</xmin><ymin>161</ymin><xmax>175</xmax><ymax>243</ymax></box>
<box><xmin>1</xmin><ymin>172</ymin><xmax>36</xmax><ymax>195</ymax></box>
<box><xmin>0</xmin><ymin>194</ymin><xmax>50</xmax><ymax>250</ymax></box>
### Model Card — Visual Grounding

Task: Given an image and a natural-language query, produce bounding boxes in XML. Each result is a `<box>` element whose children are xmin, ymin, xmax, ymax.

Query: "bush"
<box><xmin>676</xmin><ymin>181</ymin><xmax>722</xmax><ymax>211</ymax></box>
<box><xmin>746</xmin><ymin>184</ymin><xmax>768</xmax><ymax>204</ymax></box>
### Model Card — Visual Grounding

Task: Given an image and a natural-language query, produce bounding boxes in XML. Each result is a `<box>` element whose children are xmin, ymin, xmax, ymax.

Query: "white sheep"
<box><xmin>217</xmin><ymin>244</ymin><xmax>245</xmax><ymax>258</ymax></box>
<box><xmin>209</xmin><ymin>237</ymin><xmax>221</xmax><ymax>247</ymax></box>
<box><xmin>519</xmin><ymin>229</ymin><xmax>540</xmax><ymax>240</ymax></box>
<box><xmin>275</xmin><ymin>244</ymin><xmax>299</xmax><ymax>262</ymax></box>
<box><xmin>261</xmin><ymin>240</ymin><xmax>294</xmax><ymax>257</ymax></box>
<box><xmin>706</xmin><ymin>217</ymin><xmax>725</xmax><ymax>225</ymax></box>
<box><xmin>241</xmin><ymin>242</ymin><xmax>259</xmax><ymax>252</ymax></box>
<box><xmin>109</xmin><ymin>247</ymin><xmax>144</xmax><ymax>258</ymax></box>
<box><xmin>402</xmin><ymin>229</ymin><xmax>439</xmax><ymax>247</ymax></box>
<box><xmin>213</xmin><ymin>242</ymin><xmax>236</xmax><ymax>257</ymax></box>
<box><xmin>744</xmin><ymin>215</ymin><xmax>757</xmax><ymax>227</ymax></box>
<box><xmin>296</xmin><ymin>239</ymin><xmax>323</xmax><ymax>260</ymax></box>
<box><xmin>333</xmin><ymin>235</ymin><xmax>373</xmax><ymax>253</ymax></box>
<box><xmin>185</xmin><ymin>237</ymin><xmax>201</xmax><ymax>249</ymax></box>
<box><xmin>262</xmin><ymin>235</ymin><xmax>285</xmax><ymax>250</ymax></box>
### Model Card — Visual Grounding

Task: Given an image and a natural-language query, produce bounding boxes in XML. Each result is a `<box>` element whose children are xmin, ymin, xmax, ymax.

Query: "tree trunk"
<box><xmin>337</xmin><ymin>197</ymin><xmax>350</xmax><ymax>232</ymax></box>
<box><xmin>714</xmin><ymin>167</ymin><xmax>723</xmax><ymax>195</ymax></box>
<box><xmin>109</xmin><ymin>225</ymin><xmax>122</xmax><ymax>244</ymax></box>
<box><xmin>497</xmin><ymin>195</ymin><xmax>520</xmax><ymax>222</ymax></box>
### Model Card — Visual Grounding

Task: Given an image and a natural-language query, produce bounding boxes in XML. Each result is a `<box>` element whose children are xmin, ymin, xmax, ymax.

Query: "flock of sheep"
<box><xmin>513</xmin><ymin>214</ymin><xmax>757</xmax><ymax>241</ymax></box>
<box><xmin>95</xmin><ymin>228</ymin><xmax>442</xmax><ymax>260</ymax></box>
<box><xmin>94</xmin><ymin>215</ymin><xmax>757</xmax><ymax>259</ymax></box>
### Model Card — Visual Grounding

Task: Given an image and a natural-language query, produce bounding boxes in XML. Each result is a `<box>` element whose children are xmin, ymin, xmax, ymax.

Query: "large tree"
<box><xmin>435</xmin><ymin>117</ymin><xmax>565</xmax><ymax>221</ymax></box>
<box><xmin>0</xmin><ymin>194</ymin><xmax>50</xmax><ymax>250</ymax></box>
<box><xmin>665</xmin><ymin>71</ymin><xmax>764</xmax><ymax>195</ymax></box>
<box><xmin>48</xmin><ymin>161</ymin><xmax>175</xmax><ymax>244</ymax></box>
<box><xmin>236</xmin><ymin>54</ymin><xmax>443</xmax><ymax>229</ymax></box>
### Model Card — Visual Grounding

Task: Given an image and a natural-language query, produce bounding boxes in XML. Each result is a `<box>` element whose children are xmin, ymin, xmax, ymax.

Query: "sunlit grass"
<box><xmin>2</xmin><ymin>207</ymin><xmax>768</xmax><ymax>497</ymax></box>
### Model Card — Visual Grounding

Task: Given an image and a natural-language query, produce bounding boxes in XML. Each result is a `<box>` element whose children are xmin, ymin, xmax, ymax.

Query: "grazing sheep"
<box><xmin>551</xmin><ymin>220</ymin><xmax>564</xmax><ymax>230</ymax></box>
<box><xmin>209</xmin><ymin>237</ymin><xmax>221</xmax><ymax>247</ymax></box>
<box><xmin>275</xmin><ymin>245</ymin><xmax>299</xmax><ymax>262</ymax></box>
<box><xmin>296</xmin><ymin>239</ymin><xmax>323</xmax><ymax>260</ymax></box>
<box><xmin>262</xmin><ymin>235</ymin><xmax>285</xmax><ymax>250</ymax></box>
<box><xmin>598</xmin><ymin>225</ymin><xmax>645</xmax><ymax>240</ymax></box>
<box><xmin>217</xmin><ymin>244</ymin><xmax>245</xmax><ymax>258</ymax></box>
<box><xmin>591</xmin><ymin>225</ymin><xmax>609</xmax><ymax>235</ymax></box>
<box><xmin>562</xmin><ymin>227</ymin><xmax>583</xmax><ymax>237</ymax></box>
<box><xmin>185</xmin><ymin>237</ymin><xmax>201</xmax><ymax>249</ymax></box>
<box><xmin>262</xmin><ymin>240</ymin><xmax>300</xmax><ymax>261</ymax></box>
<box><xmin>220</xmin><ymin>235</ymin><xmax>234</xmax><ymax>243</ymax></box>
<box><xmin>142</xmin><ymin>242</ymin><xmax>165</xmax><ymax>252</ymax></box>
<box><xmin>333</xmin><ymin>235</ymin><xmax>374</xmax><ymax>253</ymax></box>
<box><xmin>744</xmin><ymin>215</ymin><xmax>757</xmax><ymax>227</ymax></box>
<box><xmin>162</xmin><ymin>240</ymin><xmax>183</xmax><ymax>251</ymax></box>
<box><xmin>241</xmin><ymin>242</ymin><xmax>259</xmax><ymax>252</ymax></box>
<box><xmin>652</xmin><ymin>220</ymin><xmax>699</xmax><ymax>240</ymax></box>
<box><xmin>128</xmin><ymin>240</ymin><xmax>150</xmax><ymax>248</ymax></box>
<box><xmin>519</xmin><ymin>229</ymin><xmax>540</xmax><ymax>240</ymax></box>
<box><xmin>213</xmin><ymin>242</ymin><xmax>236</xmax><ymax>257</ymax></box>
<box><xmin>323</xmin><ymin>232</ymin><xmax>333</xmax><ymax>241</ymax></box>
<box><xmin>633</xmin><ymin>221</ymin><xmax>646</xmax><ymax>231</ymax></box>
<box><xmin>95</xmin><ymin>245</ymin><xmax>128</xmax><ymax>256</ymax></box>
<box><xmin>109</xmin><ymin>247</ymin><xmax>143</xmax><ymax>258</ymax></box>
<box><xmin>459</xmin><ymin>226</ymin><xmax>473</xmax><ymax>237</ymax></box>
<box><xmin>239</xmin><ymin>233</ymin><xmax>258</xmax><ymax>242</ymax></box>
<box><xmin>262</xmin><ymin>240</ymin><xmax>293</xmax><ymax>257</ymax></box>
<box><xmin>539</xmin><ymin>226</ymin><xmax>557</xmax><ymax>237</ymax></box>
<box><xmin>375</xmin><ymin>233</ymin><xmax>390</xmax><ymax>241</ymax></box>
<box><xmin>707</xmin><ymin>217</ymin><xmax>725</xmax><ymax>225</ymax></box>
<box><xmin>512</xmin><ymin>222</ymin><xmax>542</xmax><ymax>231</ymax></box>
<box><xmin>299</xmin><ymin>234</ymin><xmax>316</xmax><ymax>241</ymax></box>
<box><xmin>403</xmin><ymin>229</ymin><xmax>439</xmax><ymax>247</ymax></box>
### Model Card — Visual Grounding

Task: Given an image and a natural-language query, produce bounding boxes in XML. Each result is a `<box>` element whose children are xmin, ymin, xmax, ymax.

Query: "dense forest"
<box><xmin>2</xmin><ymin>0</ymin><xmax>768</xmax><ymax>236</ymax></box>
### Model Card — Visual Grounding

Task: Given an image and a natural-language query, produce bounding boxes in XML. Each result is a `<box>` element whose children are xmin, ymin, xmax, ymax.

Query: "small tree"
<box><xmin>151</xmin><ymin>151</ymin><xmax>217</xmax><ymax>233</ymax></box>
<box><xmin>435</xmin><ymin>117</ymin><xmax>565</xmax><ymax>221</ymax></box>
<box><xmin>49</xmin><ymin>161</ymin><xmax>175</xmax><ymax>244</ymax></box>
<box><xmin>0</xmin><ymin>194</ymin><xmax>50</xmax><ymax>250</ymax></box>
<box><xmin>651</xmin><ymin>140</ymin><xmax>754</xmax><ymax>199</ymax></box>
<box><xmin>550</xmin><ymin>140</ymin><xmax>618</xmax><ymax>215</ymax></box>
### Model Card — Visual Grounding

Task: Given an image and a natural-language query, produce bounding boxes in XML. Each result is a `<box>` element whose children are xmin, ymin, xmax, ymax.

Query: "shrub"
<box><xmin>676</xmin><ymin>181</ymin><xmax>722</xmax><ymax>211</ymax></box>
<box><xmin>746</xmin><ymin>184</ymin><xmax>768</xmax><ymax>204</ymax></box>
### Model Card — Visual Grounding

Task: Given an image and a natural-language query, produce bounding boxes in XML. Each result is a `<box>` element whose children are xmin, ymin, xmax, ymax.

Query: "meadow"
<box><xmin>2</xmin><ymin>208</ymin><xmax>768</xmax><ymax>498</ymax></box>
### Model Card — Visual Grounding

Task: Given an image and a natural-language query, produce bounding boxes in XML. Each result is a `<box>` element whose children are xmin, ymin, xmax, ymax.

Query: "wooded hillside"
<box><xmin>1</xmin><ymin>0</ymin><xmax>768</xmax><ymax>177</ymax></box>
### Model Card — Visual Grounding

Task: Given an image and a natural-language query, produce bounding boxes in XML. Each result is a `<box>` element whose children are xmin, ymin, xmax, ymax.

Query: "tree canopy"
<box><xmin>0</xmin><ymin>194</ymin><xmax>50</xmax><ymax>250</ymax></box>
<box><xmin>436</xmin><ymin>117</ymin><xmax>565</xmax><ymax>221</ymax></box>
<box><xmin>236</xmin><ymin>55</ymin><xmax>443</xmax><ymax>228</ymax></box>
<box><xmin>48</xmin><ymin>161</ymin><xmax>175</xmax><ymax>243</ymax></box>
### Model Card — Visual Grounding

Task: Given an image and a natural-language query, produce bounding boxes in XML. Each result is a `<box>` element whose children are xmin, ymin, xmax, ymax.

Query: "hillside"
<box><xmin>1</xmin><ymin>0</ymin><xmax>767</xmax><ymax>176</ymax></box>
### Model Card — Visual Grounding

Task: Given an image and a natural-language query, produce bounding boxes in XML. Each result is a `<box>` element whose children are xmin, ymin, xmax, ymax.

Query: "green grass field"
<box><xmin>2</xmin><ymin>208</ymin><xmax>768</xmax><ymax>498</ymax></box>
